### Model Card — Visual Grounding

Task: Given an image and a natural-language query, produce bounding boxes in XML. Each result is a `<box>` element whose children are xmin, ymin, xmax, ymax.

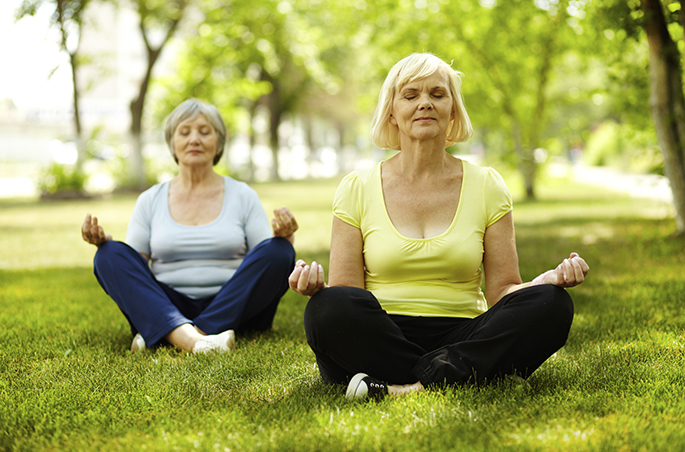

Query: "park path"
<box><xmin>568</xmin><ymin>164</ymin><xmax>673</xmax><ymax>203</ymax></box>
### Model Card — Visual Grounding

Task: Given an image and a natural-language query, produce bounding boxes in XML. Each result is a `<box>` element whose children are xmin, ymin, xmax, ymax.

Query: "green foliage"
<box><xmin>1</xmin><ymin>178</ymin><xmax>684</xmax><ymax>451</ymax></box>
<box><xmin>583</xmin><ymin>120</ymin><xmax>663</xmax><ymax>174</ymax></box>
<box><xmin>37</xmin><ymin>163</ymin><xmax>87</xmax><ymax>195</ymax></box>
<box><xmin>103</xmin><ymin>153</ymin><xmax>176</xmax><ymax>189</ymax></box>
<box><xmin>15</xmin><ymin>0</ymin><xmax>90</xmax><ymax>30</ymax></box>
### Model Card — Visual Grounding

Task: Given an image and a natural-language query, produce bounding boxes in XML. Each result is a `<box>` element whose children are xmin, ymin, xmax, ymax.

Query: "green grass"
<box><xmin>1</xmin><ymin>175</ymin><xmax>684</xmax><ymax>451</ymax></box>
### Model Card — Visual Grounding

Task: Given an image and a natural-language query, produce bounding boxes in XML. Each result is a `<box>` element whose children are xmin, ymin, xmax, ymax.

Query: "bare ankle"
<box><xmin>165</xmin><ymin>323</ymin><xmax>203</xmax><ymax>352</ymax></box>
<box><xmin>387</xmin><ymin>381</ymin><xmax>424</xmax><ymax>397</ymax></box>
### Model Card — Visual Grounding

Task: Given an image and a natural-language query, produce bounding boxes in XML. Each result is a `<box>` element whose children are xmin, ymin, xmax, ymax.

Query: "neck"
<box><xmin>393</xmin><ymin>140</ymin><xmax>454</xmax><ymax>179</ymax></box>
<box><xmin>175</xmin><ymin>164</ymin><xmax>220</xmax><ymax>190</ymax></box>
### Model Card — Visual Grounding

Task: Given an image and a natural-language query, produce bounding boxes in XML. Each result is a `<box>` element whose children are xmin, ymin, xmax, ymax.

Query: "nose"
<box><xmin>418</xmin><ymin>94</ymin><xmax>433</xmax><ymax>110</ymax></box>
<box><xmin>189</xmin><ymin>129</ymin><xmax>201</xmax><ymax>143</ymax></box>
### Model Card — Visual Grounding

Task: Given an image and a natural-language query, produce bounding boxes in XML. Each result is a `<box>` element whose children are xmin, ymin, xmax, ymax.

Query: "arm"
<box><xmin>483</xmin><ymin>211</ymin><xmax>589</xmax><ymax>306</ymax></box>
<box><xmin>482</xmin><ymin>211</ymin><xmax>523</xmax><ymax>306</ymax></box>
<box><xmin>328</xmin><ymin>216</ymin><xmax>364</xmax><ymax>288</ymax></box>
<box><xmin>289</xmin><ymin>215</ymin><xmax>365</xmax><ymax>297</ymax></box>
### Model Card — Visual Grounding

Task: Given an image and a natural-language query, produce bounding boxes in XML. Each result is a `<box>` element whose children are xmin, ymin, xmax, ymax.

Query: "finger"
<box><xmin>91</xmin><ymin>216</ymin><xmax>101</xmax><ymax>240</ymax></box>
<box><xmin>316</xmin><ymin>263</ymin><xmax>325</xmax><ymax>286</ymax></box>
<box><xmin>569</xmin><ymin>258</ymin><xmax>585</xmax><ymax>282</ymax></box>
<box><xmin>307</xmin><ymin>261</ymin><xmax>319</xmax><ymax>287</ymax></box>
<box><xmin>297</xmin><ymin>265</ymin><xmax>312</xmax><ymax>292</ymax></box>
<box><xmin>561</xmin><ymin>258</ymin><xmax>573</xmax><ymax>283</ymax></box>
<box><xmin>288</xmin><ymin>266</ymin><xmax>303</xmax><ymax>290</ymax></box>
<box><xmin>82</xmin><ymin>215</ymin><xmax>91</xmax><ymax>239</ymax></box>
<box><xmin>275</xmin><ymin>208</ymin><xmax>293</xmax><ymax>230</ymax></box>
<box><xmin>273</xmin><ymin>207</ymin><xmax>286</xmax><ymax>223</ymax></box>
<box><xmin>573</xmin><ymin>256</ymin><xmax>590</xmax><ymax>273</ymax></box>
<box><xmin>289</xmin><ymin>212</ymin><xmax>298</xmax><ymax>232</ymax></box>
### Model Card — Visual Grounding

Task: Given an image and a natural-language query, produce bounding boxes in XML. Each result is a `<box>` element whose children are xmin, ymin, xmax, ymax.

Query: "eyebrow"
<box><xmin>400</xmin><ymin>85</ymin><xmax>448</xmax><ymax>92</ymax></box>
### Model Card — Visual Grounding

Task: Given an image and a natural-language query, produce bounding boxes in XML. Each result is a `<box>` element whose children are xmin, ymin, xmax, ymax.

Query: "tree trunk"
<box><xmin>129</xmin><ymin>43</ymin><xmax>161</xmax><ymax>190</ymax></box>
<box><xmin>642</xmin><ymin>0</ymin><xmax>685</xmax><ymax>235</ymax></box>
<box><xmin>336</xmin><ymin>120</ymin><xmax>346</xmax><ymax>175</ymax></box>
<box><xmin>267</xmin><ymin>79</ymin><xmax>282</xmax><ymax>181</ymax></box>
<box><xmin>128</xmin><ymin>1</ymin><xmax>186</xmax><ymax>190</ymax></box>
<box><xmin>68</xmin><ymin>50</ymin><xmax>85</xmax><ymax>170</ymax></box>
<box><xmin>246</xmin><ymin>102</ymin><xmax>258</xmax><ymax>183</ymax></box>
<box><xmin>303</xmin><ymin>114</ymin><xmax>316</xmax><ymax>178</ymax></box>
<box><xmin>512</xmin><ymin>122</ymin><xmax>536</xmax><ymax>200</ymax></box>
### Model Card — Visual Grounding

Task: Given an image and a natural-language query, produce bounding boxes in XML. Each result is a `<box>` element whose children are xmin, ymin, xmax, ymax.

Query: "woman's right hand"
<box><xmin>82</xmin><ymin>213</ymin><xmax>112</xmax><ymax>247</ymax></box>
<box><xmin>289</xmin><ymin>259</ymin><xmax>327</xmax><ymax>297</ymax></box>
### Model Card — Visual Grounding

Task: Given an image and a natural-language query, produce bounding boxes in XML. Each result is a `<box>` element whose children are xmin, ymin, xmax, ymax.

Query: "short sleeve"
<box><xmin>240</xmin><ymin>184</ymin><xmax>272</xmax><ymax>251</ymax></box>
<box><xmin>332</xmin><ymin>172</ymin><xmax>363</xmax><ymax>228</ymax></box>
<box><xmin>125</xmin><ymin>189</ymin><xmax>154</xmax><ymax>255</ymax></box>
<box><xmin>483</xmin><ymin>167</ymin><xmax>513</xmax><ymax>227</ymax></box>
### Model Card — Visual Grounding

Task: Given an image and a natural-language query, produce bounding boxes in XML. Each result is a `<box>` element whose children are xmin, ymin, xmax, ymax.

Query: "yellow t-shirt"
<box><xmin>333</xmin><ymin>160</ymin><xmax>512</xmax><ymax>318</ymax></box>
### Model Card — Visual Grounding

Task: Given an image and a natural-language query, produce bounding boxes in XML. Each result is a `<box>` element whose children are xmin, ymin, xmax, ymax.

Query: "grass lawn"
<box><xmin>1</xmin><ymin>174</ymin><xmax>684</xmax><ymax>451</ymax></box>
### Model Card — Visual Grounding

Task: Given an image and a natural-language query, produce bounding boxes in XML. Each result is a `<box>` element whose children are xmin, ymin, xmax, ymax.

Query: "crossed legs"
<box><xmin>304</xmin><ymin>285</ymin><xmax>573</xmax><ymax>387</ymax></box>
<box><xmin>93</xmin><ymin>238</ymin><xmax>295</xmax><ymax>351</ymax></box>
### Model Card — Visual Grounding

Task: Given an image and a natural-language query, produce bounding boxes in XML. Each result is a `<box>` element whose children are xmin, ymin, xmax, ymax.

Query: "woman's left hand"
<box><xmin>532</xmin><ymin>252</ymin><xmax>589</xmax><ymax>288</ymax></box>
<box><xmin>272</xmin><ymin>206</ymin><xmax>298</xmax><ymax>243</ymax></box>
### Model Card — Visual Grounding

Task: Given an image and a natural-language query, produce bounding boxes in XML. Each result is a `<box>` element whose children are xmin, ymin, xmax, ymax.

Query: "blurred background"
<box><xmin>0</xmin><ymin>0</ymin><xmax>679</xmax><ymax>214</ymax></box>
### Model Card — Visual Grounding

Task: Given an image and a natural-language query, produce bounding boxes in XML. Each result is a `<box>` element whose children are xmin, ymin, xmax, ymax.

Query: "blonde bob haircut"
<box><xmin>164</xmin><ymin>98</ymin><xmax>227</xmax><ymax>166</ymax></box>
<box><xmin>371</xmin><ymin>53</ymin><xmax>473</xmax><ymax>150</ymax></box>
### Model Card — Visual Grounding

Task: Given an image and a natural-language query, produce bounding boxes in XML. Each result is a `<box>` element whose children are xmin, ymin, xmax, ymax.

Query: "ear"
<box><xmin>389</xmin><ymin>114</ymin><xmax>397</xmax><ymax>126</ymax></box>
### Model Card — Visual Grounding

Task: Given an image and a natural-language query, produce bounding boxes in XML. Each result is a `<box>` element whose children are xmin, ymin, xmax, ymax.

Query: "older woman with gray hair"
<box><xmin>82</xmin><ymin>99</ymin><xmax>298</xmax><ymax>354</ymax></box>
<box><xmin>290</xmin><ymin>53</ymin><xmax>589</xmax><ymax>399</ymax></box>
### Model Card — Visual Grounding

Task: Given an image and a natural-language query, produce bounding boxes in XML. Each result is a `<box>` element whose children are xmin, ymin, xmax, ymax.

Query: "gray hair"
<box><xmin>164</xmin><ymin>99</ymin><xmax>227</xmax><ymax>165</ymax></box>
<box><xmin>371</xmin><ymin>53</ymin><xmax>473</xmax><ymax>150</ymax></box>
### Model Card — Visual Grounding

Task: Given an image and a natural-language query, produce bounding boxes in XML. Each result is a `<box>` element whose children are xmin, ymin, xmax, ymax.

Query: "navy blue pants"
<box><xmin>94</xmin><ymin>238</ymin><xmax>296</xmax><ymax>346</ymax></box>
<box><xmin>304</xmin><ymin>284</ymin><xmax>573</xmax><ymax>386</ymax></box>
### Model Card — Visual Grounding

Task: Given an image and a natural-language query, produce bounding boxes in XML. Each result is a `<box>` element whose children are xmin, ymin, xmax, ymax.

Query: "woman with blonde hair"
<box><xmin>290</xmin><ymin>53</ymin><xmax>589</xmax><ymax>398</ymax></box>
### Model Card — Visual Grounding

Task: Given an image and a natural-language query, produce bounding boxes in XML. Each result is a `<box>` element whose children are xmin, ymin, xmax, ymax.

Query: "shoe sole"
<box><xmin>345</xmin><ymin>373</ymin><xmax>369</xmax><ymax>399</ymax></box>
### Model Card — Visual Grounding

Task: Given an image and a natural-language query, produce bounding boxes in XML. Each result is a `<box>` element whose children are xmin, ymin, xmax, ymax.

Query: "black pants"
<box><xmin>304</xmin><ymin>284</ymin><xmax>573</xmax><ymax>386</ymax></box>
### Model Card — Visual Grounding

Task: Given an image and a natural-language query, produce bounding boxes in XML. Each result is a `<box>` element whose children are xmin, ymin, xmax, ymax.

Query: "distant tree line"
<box><xmin>16</xmin><ymin>0</ymin><xmax>685</xmax><ymax>236</ymax></box>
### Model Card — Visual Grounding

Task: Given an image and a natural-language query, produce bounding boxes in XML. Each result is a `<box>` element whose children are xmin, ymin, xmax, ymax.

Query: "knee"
<box><xmin>531</xmin><ymin>284</ymin><xmax>574</xmax><ymax>328</ymax></box>
<box><xmin>94</xmin><ymin>241</ymin><xmax>131</xmax><ymax>268</ymax></box>
<box><xmin>259</xmin><ymin>238</ymin><xmax>296</xmax><ymax>269</ymax></box>
<box><xmin>304</xmin><ymin>286</ymin><xmax>376</xmax><ymax>338</ymax></box>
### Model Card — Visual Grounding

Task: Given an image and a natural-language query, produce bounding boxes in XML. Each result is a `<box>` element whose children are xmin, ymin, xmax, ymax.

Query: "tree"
<box><xmin>156</xmin><ymin>0</ymin><xmax>358</xmax><ymax>181</ymax></box>
<box><xmin>593</xmin><ymin>0</ymin><xmax>685</xmax><ymax>235</ymax></box>
<box><xmin>15</xmin><ymin>0</ymin><xmax>91</xmax><ymax>170</ymax></box>
<box><xmin>361</xmin><ymin>0</ymin><xmax>580</xmax><ymax>200</ymax></box>
<box><xmin>641</xmin><ymin>0</ymin><xmax>685</xmax><ymax>235</ymax></box>
<box><xmin>127</xmin><ymin>0</ymin><xmax>189</xmax><ymax>189</ymax></box>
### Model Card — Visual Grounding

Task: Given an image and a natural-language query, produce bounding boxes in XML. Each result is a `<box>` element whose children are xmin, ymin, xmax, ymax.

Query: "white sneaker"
<box><xmin>130</xmin><ymin>333</ymin><xmax>147</xmax><ymax>353</ymax></box>
<box><xmin>346</xmin><ymin>373</ymin><xmax>388</xmax><ymax>399</ymax></box>
<box><xmin>192</xmin><ymin>330</ymin><xmax>236</xmax><ymax>354</ymax></box>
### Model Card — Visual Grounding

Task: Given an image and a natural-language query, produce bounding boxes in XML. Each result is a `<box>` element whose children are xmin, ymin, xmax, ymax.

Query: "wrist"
<box><xmin>531</xmin><ymin>270</ymin><xmax>551</xmax><ymax>286</ymax></box>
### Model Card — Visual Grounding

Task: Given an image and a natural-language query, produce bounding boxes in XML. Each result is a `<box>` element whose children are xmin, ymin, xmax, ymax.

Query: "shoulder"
<box><xmin>338</xmin><ymin>162</ymin><xmax>380</xmax><ymax>189</ymax></box>
<box><xmin>462</xmin><ymin>160</ymin><xmax>508</xmax><ymax>188</ymax></box>
<box><xmin>223</xmin><ymin>176</ymin><xmax>259</xmax><ymax>198</ymax></box>
<box><xmin>135</xmin><ymin>181</ymin><xmax>167</xmax><ymax>207</ymax></box>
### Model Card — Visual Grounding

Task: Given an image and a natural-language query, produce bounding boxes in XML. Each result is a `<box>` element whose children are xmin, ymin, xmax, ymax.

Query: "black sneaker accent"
<box><xmin>346</xmin><ymin>373</ymin><xmax>388</xmax><ymax>399</ymax></box>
